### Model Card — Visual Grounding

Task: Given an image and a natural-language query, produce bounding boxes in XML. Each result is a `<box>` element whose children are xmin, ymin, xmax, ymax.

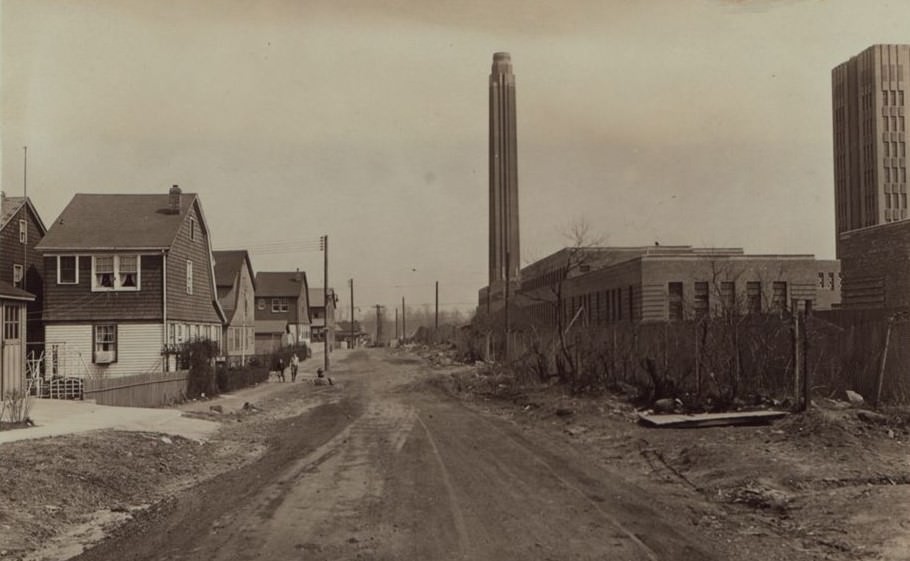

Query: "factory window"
<box><xmin>828</xmin><ymin>272</ymin><xmax>836</xmax><ymax>290</ymax></box>
<box><xmin>884</xmin><ymin>116</ymin><xmax>890</xmax><ymax>131</ymax></box>
<box><xmin>668</xmin><ymin>282</ymin><xmax>683</xmax><ymax>321</ymax></box>
<box><xmin>693</xmin><ymin>282</ymin><xmax>709</xmax><ymax>319</ymax></box>
<box><xmin>721</xmin><ymin>282</ymin><xmax>735</xmax><ymax>314</ymax></box>
<box><xmin>901</xmin><ymin>91</ymin><xmax>905</xmax><ymax>105</ymax></box>
<box><xmin>893</xmin><ymin>116</ymin><xmax>898</xmax><ymax>131</ymax></box>
<box><xmin>892</xmin><ymin>91</ymin><xmax>898</xmax><ymax>105</ymax></box>
<box><xmin>817</xmin><ymin>273</ymin><xmax>825</xmax><ymax>289</ymax></box>
<box><xmin>746</xmin><ymin>282</ymin><xmax>762</xmax><ymax>314</ymax></box>
<box><xmin>628</xmin><ymin>285</ymin><xmax>635</xmax><ymax>321</ymax></box>
<box><xmin>884</xmin><ymin>91</ymin><xmax>889</xmax><ymax>105</ymax></box>
<box><xmin>616</xmin><ymin>288</ymin><xmax>623</xmax><ymax>321</ymax></box>
<box><xmin>771</xmin><ymin>282</ymin><xmax>788</xmax><ymax>313</ymax></box>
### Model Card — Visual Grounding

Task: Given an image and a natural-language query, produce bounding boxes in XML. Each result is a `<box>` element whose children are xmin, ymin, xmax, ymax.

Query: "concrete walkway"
<box><xmin>0</xmin><ymin>351</ymin><xmax>348</xmax><ymax>446</ymax></box>
<box><xmin>0</xmin><ymin>399</ymin><xmax>219</xmax><ymax>445</ymax></box>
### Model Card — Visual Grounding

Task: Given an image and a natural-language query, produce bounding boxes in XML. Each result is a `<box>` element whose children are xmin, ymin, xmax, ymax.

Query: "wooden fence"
<box><xmin>83</xmin><ymin>370</ymin><xmax>188</xmax><ymax>408</ymax></box>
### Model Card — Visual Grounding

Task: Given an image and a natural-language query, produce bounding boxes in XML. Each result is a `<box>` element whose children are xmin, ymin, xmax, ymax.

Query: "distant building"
<box><xmin>213</xmin><ymin>250</ymin><xmax>256</xmax><ymax>364</ymax></box>
<box><xmin>514</xmin><ymin>246</ymin><xmax>840</xmax><ymax>325</ymax></box>
<box><xmin>833</xmin><ymin>44</ymin><xmax>910</xmax><ymax>256</ymax></box>
<box><xmin>254</xmin><ymin>271</ymin><xmax>311</xmax><ymax>354</ymax></box>
<box><xmin>308</xmin><ymin>287</ymin><xmax>336</xmax><ymax>350</ymax></box>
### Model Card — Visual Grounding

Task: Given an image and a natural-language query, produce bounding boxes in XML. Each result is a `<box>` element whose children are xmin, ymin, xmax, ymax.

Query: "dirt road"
<box><xmin>72</xmin><ymin>350</ymin><xmax>717</xmax><ymax>561</ymax></box>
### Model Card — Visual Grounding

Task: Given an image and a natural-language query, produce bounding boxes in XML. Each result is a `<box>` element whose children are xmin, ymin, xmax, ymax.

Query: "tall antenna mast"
<box><xmin>23</xmin><ymin>146</ymin><xmax>27</xmax><ymax>198</ymax></box>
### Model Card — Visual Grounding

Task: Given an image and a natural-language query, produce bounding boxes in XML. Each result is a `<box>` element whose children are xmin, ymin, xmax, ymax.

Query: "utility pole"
<box><xmin>321</xmin><ymin>235</ymin><xmax>329</xmax><ymax>372</ymax></box>
<box><xmin>395</xmin><ymin>307</ymin><xmax>399</xmax><ymax>340</ymax></box>
<box><xmin>349</xmin><ymin>278</ymin><xmax>354</xmax><ymax>349</ymax></box>
<box><xmin>22</xmin><ymin>146</ymin><xmax>28</xmax><ymax>291</ymax></box>
<box><xmin>435</xmin><ymin>281</ymin><xmax>439</xmax><ymax>331</ymax></box>
<box><xmin>402</xmin><ymin>296</ymin><xmax>406</xmax><ymax>342</ymax></box>
<box><xmin>374</xmin><ymin>304</ymin><xmax>384</xmax><ymax>345</ymax></box>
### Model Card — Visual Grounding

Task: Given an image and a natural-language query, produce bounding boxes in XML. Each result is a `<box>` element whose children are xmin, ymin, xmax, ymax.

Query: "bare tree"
<box><xmin>521</xmin><ymin>217</ymin><xmax>607</xmax><ymax>382</ymax></box>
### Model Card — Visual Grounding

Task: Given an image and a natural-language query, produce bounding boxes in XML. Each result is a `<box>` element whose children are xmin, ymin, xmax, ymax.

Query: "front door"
<box><xmin>1</xmin><ymin>303</ymin><xmax>24</xmax><ymax>396</ymax></box>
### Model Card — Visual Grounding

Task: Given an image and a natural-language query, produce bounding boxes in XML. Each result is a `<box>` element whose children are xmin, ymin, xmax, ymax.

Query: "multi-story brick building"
<box><xmin>833</xmin><ymin>44</ymin><xmax>910</xmax><ymax>257</ymax></box>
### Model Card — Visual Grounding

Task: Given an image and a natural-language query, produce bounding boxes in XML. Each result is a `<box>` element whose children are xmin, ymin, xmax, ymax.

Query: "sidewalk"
<box><xmin>0</xmin><ymin>352</ymin><xmax>349</xmax><ymax>446</ymax></box>
<box><xmin>0</xmin><ymin>399</ymin><xmax>219</xmax><ymax>445</ymax></box>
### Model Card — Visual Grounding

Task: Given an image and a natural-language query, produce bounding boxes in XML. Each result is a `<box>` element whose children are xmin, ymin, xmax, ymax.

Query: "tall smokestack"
<box><xmin>489</xmin><ymin>52</ymin><xmax>520</xmax><ymax>286</ymax></box>
<box><xmin>169</xmin><ymin>185</ymin><xmax>182</xmax><ymax>214</ymax></box>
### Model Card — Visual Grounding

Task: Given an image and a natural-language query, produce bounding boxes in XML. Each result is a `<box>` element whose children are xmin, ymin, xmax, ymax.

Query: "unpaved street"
<box><xmin>72</xmin><ymin>350</ymin><xmax>716</xmax><ymax>561</ymax></box>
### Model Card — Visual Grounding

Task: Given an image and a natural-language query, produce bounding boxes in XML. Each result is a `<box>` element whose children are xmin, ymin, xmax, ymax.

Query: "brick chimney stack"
<box><xmin>169</xmin><ymin>185</ymin><xmax>182</xmax><ymax>214</ymax></box>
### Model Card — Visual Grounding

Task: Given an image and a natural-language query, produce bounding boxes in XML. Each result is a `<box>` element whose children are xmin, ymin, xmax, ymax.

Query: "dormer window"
<box><xmin>92</xmin><ymin>255</ymin><xmax>141</xmax><ymax>291</ymax></box>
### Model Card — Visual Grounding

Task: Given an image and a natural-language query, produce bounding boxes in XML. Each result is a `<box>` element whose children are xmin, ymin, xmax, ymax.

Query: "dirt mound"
<box><xmin>0</xmin><ymin>431</ymin><xmax>213</xmax><ymax>556</ymax></box>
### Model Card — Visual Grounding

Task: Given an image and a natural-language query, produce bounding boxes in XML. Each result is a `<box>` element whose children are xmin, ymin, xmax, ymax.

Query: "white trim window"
<box><xmin>271</xmin><ymin>297</ymin><xmax>288</xmax><ymax>313</ymax></box>
<box><xmin>12</xmin><ymin>264</ymin><xmax>23</xmax><ymax>287</ymax></box>
<box><xmin>186</xmin><ymin>260</ymin><xmax>194</xmax><ymax>295</ymax></box>
<box><xmin>93</xmin><ymin>324</ymin><xmax>117</xmax><ymax>364</ymax></box>
<box><xmin>18</xmin><ymin>219</ymin><xmax>27</xmax><ymax>244</ymax></box>
<box><xmin>57</xmin><ymin>256</ymin><xmax>79</xmax><ymax>284</ymax></box>
<box><xmin>190</xmin><ymin>216</ymin><xmax>198</xmax><ymax>241</ymax></box>
<box><xmin>91</xmin><ymin>255</ymin><xmax>142</xmax><ymax>291</ymax></box>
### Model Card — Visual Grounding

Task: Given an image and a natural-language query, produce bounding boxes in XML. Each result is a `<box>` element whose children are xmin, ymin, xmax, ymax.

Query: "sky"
<box><xmin>3</xmin><ymin>0</ymin><xmax>910</xmax><ymax>319</ymax></box>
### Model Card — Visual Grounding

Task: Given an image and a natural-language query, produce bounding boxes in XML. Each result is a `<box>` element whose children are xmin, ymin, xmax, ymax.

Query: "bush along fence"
<box><xmin>457</xmin><ymin>307</ymin><xmax>910</xmax><ymax>408</ymax></box>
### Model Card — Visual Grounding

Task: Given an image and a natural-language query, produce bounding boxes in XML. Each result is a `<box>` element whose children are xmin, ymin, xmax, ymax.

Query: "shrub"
<box><xmin>3</xmin><ymin>388</ymin><xmax>33</xmax><ymax>424</ymax></box>
<box><xmin>184</xmin><ymin>340</ymin><xmax>220</xmax><ymax>399</ymax></box>
<box><xmin>215</xmin><ymin>363</ymin><xmax>269</xmax><ymax>393</ymax></box>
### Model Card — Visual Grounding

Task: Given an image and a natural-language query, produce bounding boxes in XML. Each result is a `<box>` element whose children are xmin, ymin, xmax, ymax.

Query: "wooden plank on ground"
<box><xmin>638</xmin><ymin>410</ymin><xmax>789</xmax><ymax>428</ymax></box>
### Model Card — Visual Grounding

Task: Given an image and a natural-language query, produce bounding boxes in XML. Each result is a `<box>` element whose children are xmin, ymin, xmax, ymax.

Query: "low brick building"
<box><xmin>839</xmin><ymin>221</ymin><xmax>910</xmax><ymax>310</ymax></box>
<box><xmin>488</xmin><ymin>246</ymin><xmax>840</xmax><ymax>325</ymax></box>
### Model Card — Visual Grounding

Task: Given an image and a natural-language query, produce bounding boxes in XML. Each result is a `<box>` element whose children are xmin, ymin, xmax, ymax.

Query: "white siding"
<box><xmin>46</xmin><ymin>323</ymin><xmax>163</xmax><ymax>379</ymax></box>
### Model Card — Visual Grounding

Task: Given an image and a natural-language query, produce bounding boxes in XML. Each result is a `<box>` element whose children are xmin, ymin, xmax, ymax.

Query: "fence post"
<box><xmin>801</xmin><ymin>300</ymin><xmax>812</xmax><ymax>412</ymax></box>
<box><xmin>792</xmin><ymin>298</ymin><xmax>800</xmax><ymax>409</ymax></box>
<box><xmin>695</xmin><ymin>322</ymin><xmax>701</xmax><ymax>397</ymax></box>
<box><xmin>875</xmin><ymin>315</ymin><xmax>894</xmax><ymax>409</ymax></box>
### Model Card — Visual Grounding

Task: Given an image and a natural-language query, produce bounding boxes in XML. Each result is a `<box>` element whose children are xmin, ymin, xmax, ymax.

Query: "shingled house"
<box><xmin>35</xmin><ymin>186</ymin><xmax>225</xmax><ymax>378</ymax></box>
<box><xmin>213</xmin><ymin>250</ymin><xmax>256</xmax><ymax>365</ymax></box>
<box><xmin>254</xmin><ymin>271</ymin><xmax>311</xmax><ymax>354</ymax></box>
<box><xmin>0</xmin><ymin>192</ymin><xmax>48</xmax><ymax>352</ymax></box>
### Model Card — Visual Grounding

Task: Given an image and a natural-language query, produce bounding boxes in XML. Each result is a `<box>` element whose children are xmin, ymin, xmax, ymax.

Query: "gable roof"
<box><xmin>1</xmin><ymin>195</ymin><xmax>48</xmax><ymax>235</ymax></box>
<box><xmin>36</xmin><ymin>193</ymin><xmax>197</xmax><ymax>251</ymax></box>
<box><xmin>213</xmin><ymin>250</ymin><xmax>255</xmax><ymax>290</ymax></box>
<box><xmin>255</xmin><ymin>271</ymin><xmax>308</xmax><ymax>298</ymax></box>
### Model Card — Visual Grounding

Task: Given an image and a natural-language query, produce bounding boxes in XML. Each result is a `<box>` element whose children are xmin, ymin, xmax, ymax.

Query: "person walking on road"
<box><xmin>290</xmin><ymin>353</ymin><xmax>300</xmax><ymax>382</ymax></box>
<box><xmin>276</xmin><ymin>357</ymin><xmax>285</xmax><ymax>382</ymax></box>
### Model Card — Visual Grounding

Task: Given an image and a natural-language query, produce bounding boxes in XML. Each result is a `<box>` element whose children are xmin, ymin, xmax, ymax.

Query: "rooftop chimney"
<box><xmin>169</xmin><ymin>185</ymin><xmax>182</xmax><ymax>214</ymax></box>
<box><xmin>295</xmin><ymin>268</ymin><xmax>302</xmax><ymax>282</ymax></box>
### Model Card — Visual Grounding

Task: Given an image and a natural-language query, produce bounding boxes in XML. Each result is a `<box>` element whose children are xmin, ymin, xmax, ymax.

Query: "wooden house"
<box><xmin>35</xmin><ymin>186</ymin><xmax>226</xmax><ymax>378</ymax></box>
<box><xmin>0</xmin><ymin>192</ymin><xmax>48</xmax><ymax>352</ymax></box>
<box><xmin>254</xmin><ymin>271</ymin><xmax>311</xmax><ymax>354</ymax></box>
<box><xmin>213</xmin><ymin>250</ymin><xmax>256</xmax><ymax>365</ymax></box>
